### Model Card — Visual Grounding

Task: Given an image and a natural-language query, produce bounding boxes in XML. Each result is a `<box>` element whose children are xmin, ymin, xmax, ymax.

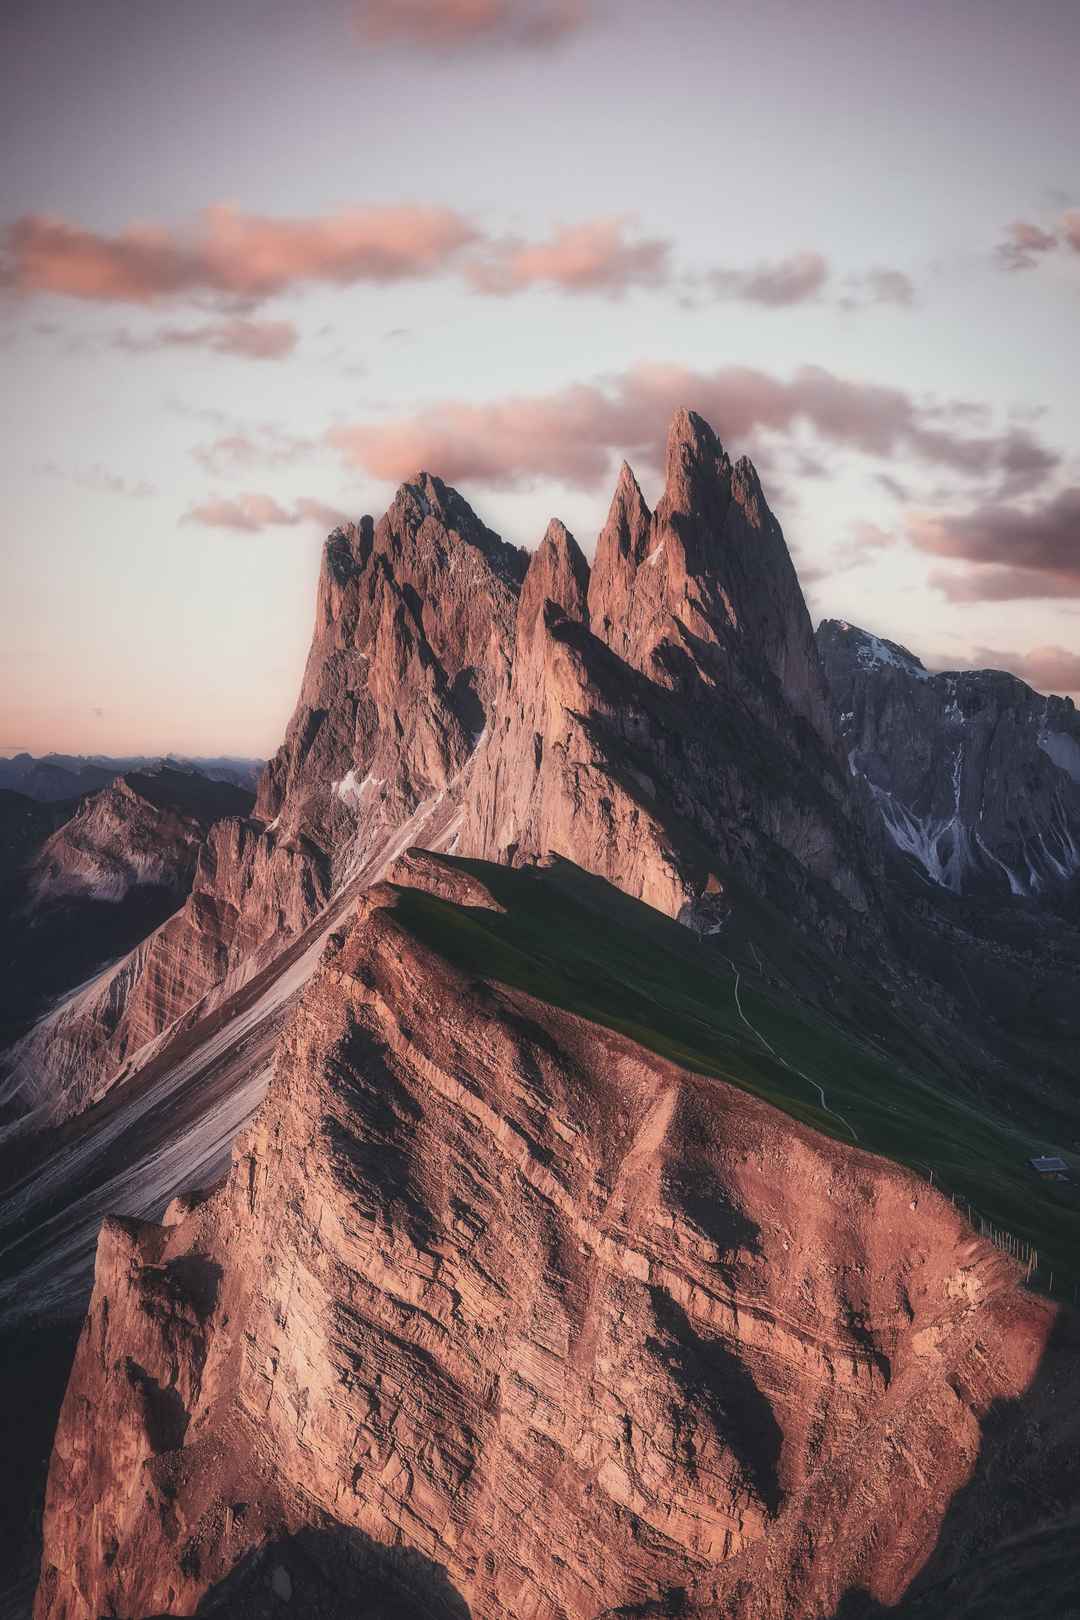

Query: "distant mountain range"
<box><xmin>0</xmin><ymin>752</ymin><xmax>263</xmax><ymax>802</ymax></box>
<box><xmin>5</xmin><ymin>411</ymin><xmax>1079</xmax><ymax>1620</ymax></box>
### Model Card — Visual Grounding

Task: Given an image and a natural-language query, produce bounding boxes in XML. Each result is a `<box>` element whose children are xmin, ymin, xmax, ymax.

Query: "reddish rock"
<box><xmin>34</xmin><ymin>870</ymin><xmax>1079</xmax><ymax>1620</ymax></box>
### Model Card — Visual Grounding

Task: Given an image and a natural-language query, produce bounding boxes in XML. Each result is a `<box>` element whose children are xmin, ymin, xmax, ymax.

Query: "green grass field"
<box><xmin>390</xmin><ymin>856</ymin><xmax>1080</xmax><ymax>1296</ymax></box>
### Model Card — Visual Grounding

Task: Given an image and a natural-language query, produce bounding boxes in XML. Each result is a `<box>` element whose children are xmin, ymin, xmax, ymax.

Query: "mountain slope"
<box><xmin>34</xmin><ymin>855</ymin><xmax>1080</xmax><ymax>1620</ymax></box>
<box><xmin>12</xmin><ymin>409</ymin><xmax>1080</xmax><ymax>1620</ymax></box>
<box><xmin>0</xmin><ymin>768</ymin><xmax>253</xmax><ymax>1068</ymax></box>
<box><xmin>10</xmin><ymin>417</ymin><xmax>877</xmax><ymax>1131</ymax></box>
<box><xmin>818</xmin><ymin>619</ymin><xmax>1080</xmax><ymax>903</ymax></box>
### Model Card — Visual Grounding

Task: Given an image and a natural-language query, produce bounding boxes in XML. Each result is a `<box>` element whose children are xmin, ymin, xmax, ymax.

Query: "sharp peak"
<box><xmin>600</xmin><ymin>459</ymin><xmax>651</xmax><ymax>544</ymax></box>
<box><xmin>538</xmin><ymin>516</ymin><xmax>582</xmax><ymax>553</ymax></box>
<box><xmin>531</xmin><ymin>515</ymin><xmax>589</xmax><ymax>576</ymax></box>
<box><xmin>661</xmin><ymin>407</ymin><xmax>733</xmax><ymax>501</ymax></box>
<box><xmin>666</xmin><ymin>406</ymin><xmax>725</xmax><ymax>460</ymax></box>
<box><xmin>616</xmin><ymin>458</ymin><xmax>643</xmax><ymax>494</ymax></box>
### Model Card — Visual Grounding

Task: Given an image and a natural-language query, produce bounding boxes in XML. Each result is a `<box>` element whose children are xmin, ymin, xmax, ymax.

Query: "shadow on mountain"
<box><xmin>143</xmin><ymin>1523</ymin><xmax>472</xmax><ymax>1619</ymax></box>
<box><xmin>824</xmin><ymin>1307</ymin><xmax>1080</xmax><ymax>1620</ymax></box>
<box><xmin>648</xmin><ymin>1284</ymin><xmax>783</xmax><ymax>1519</ymax></box>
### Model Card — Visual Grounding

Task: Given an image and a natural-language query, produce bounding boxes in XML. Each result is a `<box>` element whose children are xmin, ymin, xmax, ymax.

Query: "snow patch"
<box><xmin>852</xmin><ymin>629</ymin><xmax>929</xmax><ymax>680</ymax></box>
<box><xmin>334</xmin><ymin>769</ymin><xmax>382</xmax><ymax>805</ymax></box>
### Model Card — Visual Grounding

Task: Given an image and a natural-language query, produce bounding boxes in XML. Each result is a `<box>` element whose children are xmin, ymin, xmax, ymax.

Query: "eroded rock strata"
<box><xmin>35</xmin><ymin>862</ymin><xmax>1078</xmax><ymax>1620</ymax></box>
<box><xmin>21</xmin><ymin>409</ymin><xmax>1080</xmax><ymax>1620</ymax></box>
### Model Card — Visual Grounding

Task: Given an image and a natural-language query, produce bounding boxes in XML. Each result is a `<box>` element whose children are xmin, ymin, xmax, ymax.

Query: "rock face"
<box><xmin>27</xmin><ymin>768</ymin><xmax>252</xmax><ymax>908</ymax></box>
<box><xmin>12</xmin><ymin>420</ymin><xmax>875</xmax><ymax>1128</ymax></box>
<box><xmin>4</xmin><ymin>483</ymin><xmax>524</xmax><ymax>1126</ymax></box>
<box><xmin>34</xmin><ymin>865</ymin><xmax>1078</xmax><ymax>1620</ymax></box>
<box><xmin>20</xmin><ymin>410</ymin><xmax>1080</xmax><ymax>1620</ymax></box>
<box><xmin>0</xmin><ymin>770</ymin><xmax>253</xmax><ymax>1068</ymax></box>
<box><xmin>818</xmin><ymin>619</ymin><xmax>1080</xmax><ymax>902</ymax></box>
<box><xmin>460</xmin><ymin>412</ymin><xmax>870</xmax><ymax>932</ymax></box>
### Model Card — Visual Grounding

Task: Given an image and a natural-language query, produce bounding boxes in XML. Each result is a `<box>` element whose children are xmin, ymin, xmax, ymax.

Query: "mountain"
<box><xmin>0</xmin><ymin>791</ymin><xmax>73</xmax><ymax>886</ymax></box>
<box><xmin>0</xmin><ymin>754</ymin><xmax>263</xmax><ymax>802</ymax></box>
<box><xmin>33</xmin><ymin>855</ymin><xmax>1080</xmax><ymax>1620</ymax></box>
<box><xmin>7</xmin><ymin>411</ymin><xmax>1080</xmax><ymax>1620</ymax></box>
<box><xmin>817</xmin><ymin>620</ymin><xmax>1080</xmax><ymax>904</ymax></box>
<box><xmin>0</xmin><ymin>767</ymin><xmax>253</xmax><ymax>1077</ymax></box>
<box><xmin>459</xmin><ymin>414</ymin><xmax>870</xmax><ymax>935</ymax></box>
<box><xmin>27</xmin><ymin>768</ymin><xmax>254</xmax><ymax>908</ymax></box>
<box><xmin>7</xmin><ymin>416</ymin><xmax>878</xmax><ymax>1134</ymax></box>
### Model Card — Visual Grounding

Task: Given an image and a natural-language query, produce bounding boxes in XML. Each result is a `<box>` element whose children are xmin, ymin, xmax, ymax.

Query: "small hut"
<box><xmin>1029</xmin><ymin>1155</ymin><xmax>1070</xmax><ymax>1180</ymax></box>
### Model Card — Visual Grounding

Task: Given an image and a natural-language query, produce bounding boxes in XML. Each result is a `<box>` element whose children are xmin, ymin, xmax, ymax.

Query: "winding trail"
<box><xmin>727</xmin><ymin>957</ymin><xmax>860</xmax><ymax>1143</ymax></box>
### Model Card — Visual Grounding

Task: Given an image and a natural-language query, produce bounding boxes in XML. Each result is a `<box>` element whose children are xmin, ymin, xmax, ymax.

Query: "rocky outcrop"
<box><xmin>818</xmin><ymin>619</ymin><xmax>1080</xmax><ymax>902</ymax></box>
<box><xmin>0</xmin><ymin>771</ymin><xmax>253</xmax><ymax>1069</ymax></box>
<box><xmin>10</xmin><ymin>417</ymin><xmax>877</xmax><ymax>1128</ymax></box>
<box><xmin>27</xmin><ymin>768</ymin><xmax>252</xmax><ymax>908</ymax></box>
<box><xmin>4</xmin><ymin>482</ymin><xmax>524</xmax><ymax>1126</ymax></box>
<box><xmin>461</xmin><ymin>411</ymin><xmax>871</xmax><ymax>932</ymax></box>
<box><xmin>34</xmin><ymin>865</ymin><xmax>1078</xmax><ymax>1620</ymax></box>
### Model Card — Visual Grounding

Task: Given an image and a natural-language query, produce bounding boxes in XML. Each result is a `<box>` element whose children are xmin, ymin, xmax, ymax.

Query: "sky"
<box><xmin>2</xmin><ymin>0</ymin><xmax>1079</xmax><ymax>757</ymax></box>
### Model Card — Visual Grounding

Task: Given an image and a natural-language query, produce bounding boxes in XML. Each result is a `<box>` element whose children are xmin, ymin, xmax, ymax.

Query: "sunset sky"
<box><xmin>3</xmin><ymin>0</ymin><xmax>1079</xmax><ymax>757</ymax></box>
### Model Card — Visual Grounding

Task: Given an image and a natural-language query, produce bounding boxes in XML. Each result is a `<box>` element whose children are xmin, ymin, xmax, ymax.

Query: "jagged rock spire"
<box><xmin>519</xmin><ymin>518</ymin><xmax>591</xmax><ymax>634</ymax></box>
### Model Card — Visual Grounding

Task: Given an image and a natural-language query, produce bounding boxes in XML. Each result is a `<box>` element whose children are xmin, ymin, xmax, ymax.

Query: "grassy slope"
<box><xmin>390</xmin><ymin>856</ymin><xmax>1080</xmax><ymax>1294</ymax></box>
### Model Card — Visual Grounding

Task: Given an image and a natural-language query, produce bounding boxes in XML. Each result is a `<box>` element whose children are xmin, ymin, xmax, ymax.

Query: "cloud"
<box><xmin>466</xmin><ymin>217</ymin><xmax>670</xmax><ymax>297</ymax></box>
<box><xmin>910</xmin><ymin>486</ymin><xmax>1080</xmax><ymax>599</ymax></box>
<box><xmin>183</xmin><ymin>493</ymin><xmax>350</xmax><ymax>533</ymax></box>
<box><xmin>113</xmin><ymin>317</ymin><xmax>298</xmax><ymax>360</ymax></box>
<box><xmin>796</xmin><ymin>520</ymin><xmax>895</xmax><ymax>588</ymax></box>
<box><xmin>839</xmin><ymin>266</ymin><xmax>917</xmax><ymax>310</ymax></box>
<box><xmin>36</xmin><ymin>460</ymin><xmax>156</xmax><ymax>499</ymax></box>
<box><xmin>843</xmin><ymin>519</ymin><xmax>895</xmax><ymax>558</ymax></box>
<box><xmin>327</xmin><ymin>363</ymin><xmax>1060</xmax><ymax>495</ymax></box>
<box><xmin>995</xmin><ymin>219</ymin><xmax>1060</xmax><ymax>271</ymax></box>
<box><xmin>706</xmin><ymin>251</ymin><xmax>829</xmax><ymax>307</ymax></box>
<box><xmin>993</xmin><ymin>210</ymin><xmax>1080</xmax><ymax>270</ymax></box>
<box><xmin>862</xmin><ymin>267</ymin><xmax>915</xmax><ymax>306</ymax></box>
<box><xmin>0</xmin><ymin>205</ymin><xmax>480</xmax><ymax>306</ymax></box>
<box><xmin>876</xmin><ymin>472</ymin><xmax>911</xmax><ymax>501</ymax></box>
<box><xmin>354</xmin><ymin>0</ymin><xmax>586</xmax><ymax>49</ymax></box>
<box><xmin>191</xmin><ymin>426</ymin><xmax>316</xmax><ymax>477</ymax></box>
<box><xmin>963</xmin><ymin>644</ymin><xmax>1080</xmax><ymax>697</ymax></box>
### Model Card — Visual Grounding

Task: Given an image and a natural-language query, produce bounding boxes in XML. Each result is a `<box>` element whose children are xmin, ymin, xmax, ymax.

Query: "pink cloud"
<box><xmin>910</xmin><ymin>486</ymin><xmax>1080</xmax><ymax>599</ymax></box>
<box><xmin>964</xmin><ymin>644</ymin><xmax>1080</xmax><ymax>697</ymax></box>
<box><xmin>795</xmin><ymin>520</ymin><xmax>895</xmax><ymax>589</ymax></box>
<box><xmin>191</xmin><ymin>426</ymin><xmax>316</xmax><ymax>477</ymax></box>
<box><xmin>354</xmin><ymin>0</ymin><xmax>586</xmax><ymax>49</ymax></box>
<box><xmin>466</xmin><ymin>217</ymin><xmax>670</xmax><ymax>297</ymax></box>
<box><xmin>113</xmin><ymin>317</ymin><xmax>298</xmax><ymax>360</ymax></box>
<box><xmin>1062</xmin><ymin>211</ymin><xmax>1080</xmax><ymax>253</ymax></box>
<box><xmin>994</xmin><ymin>216</ymin><xmax>1069</xmax><ymax>270</ymax></box>
<box><xmin>182</xmin><ymin>493</ymin><xmax>350</xmax><ymax>534</ymax></box>
<box><xmin>707</xmin><ymin>251</ymin><xmax>829</xmax><ymax>307</ymax></box>
<box><xmin>0</xmin><ymin>205</ymin><xmax>480</xmax><ymax>305</ymax></box>
<box><xmin>328</xmin><ymin>364</ymin><xmax>1060</xmax><ymax>494</ymax></box>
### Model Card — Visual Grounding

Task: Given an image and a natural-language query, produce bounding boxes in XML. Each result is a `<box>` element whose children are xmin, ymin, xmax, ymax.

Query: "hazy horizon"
<box><xmin>4</xmin><ymin>0</ymin><xmax>1079</xmax><ymax>755</ymax></box>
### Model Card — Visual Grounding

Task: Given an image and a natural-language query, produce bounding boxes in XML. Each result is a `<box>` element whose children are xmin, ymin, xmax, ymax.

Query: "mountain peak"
<box><xmin>520</xmin><ymin>518</ymin><xmax>590</xmax><ymax>633</ymax></box>
<box><xmin>662</xmin><ymin>407</ymin><xmax>731</xmax><ymax>506</ymax></box>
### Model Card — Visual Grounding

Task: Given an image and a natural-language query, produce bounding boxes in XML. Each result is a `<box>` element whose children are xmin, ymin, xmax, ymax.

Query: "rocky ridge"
<box><xmin>15</xmin><ymin>409</ymin><xmax>1080</xmax><ymax>1620</ymax></box>
<box><xmin>0</xmin><ymin>768</ymin><xmax>253</xmax><ymax>1072</ymax></box>
<box><xmin>818</xmin><ymin>619</ymin><xmax>1080</xmax><ymax>903</ymax></box>
<box><xmin>10</xmin><ymin>415</ymin><xmax>874</xmax><ymax>1128</ymax></box>
<box><xmin>34</xmin><ymin>857</ymin><xmax>1080</xmax><ymax>1620</ymax></box>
